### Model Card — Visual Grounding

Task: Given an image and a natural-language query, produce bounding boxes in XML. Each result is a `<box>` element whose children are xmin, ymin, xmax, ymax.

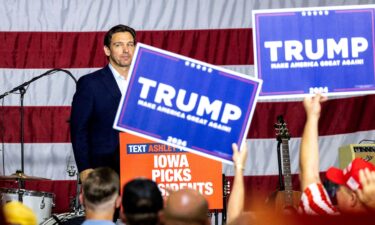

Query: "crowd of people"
<box><xmin>3</xmin><ymin>127</ymin><xmax>374</xmax><ymax>225</ymax></box>
<box><xmin>2</xmin><ymin>23</ymin><xmax>375</xmax><ymax>225</ymax></box>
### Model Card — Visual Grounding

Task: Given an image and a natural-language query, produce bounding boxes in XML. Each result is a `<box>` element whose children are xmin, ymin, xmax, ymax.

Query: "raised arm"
<box><xmin>227</xmin><ymin>143</ymin><xmax>248</xmax><ymax>224</ymax></box>
<box><xmin>299</xmin><ymin>94</ymin><xmax>327</xmax><ymax>190</ymax></box>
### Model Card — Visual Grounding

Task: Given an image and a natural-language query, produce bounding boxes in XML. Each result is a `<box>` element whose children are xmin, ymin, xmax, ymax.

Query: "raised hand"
<box><xmin>356</xmin><ymin>168</ymin><xmax>375</xmax><ymax>210</ymax></box>
<box><xmin>232</xmin><ymin>143</ymin><xmax>248</xmax><ymax>171</ymax></box>
<box><xmin>303</xmin><ymin>94</ymin><xmax>327</xmax><ymax>120</ymax></box>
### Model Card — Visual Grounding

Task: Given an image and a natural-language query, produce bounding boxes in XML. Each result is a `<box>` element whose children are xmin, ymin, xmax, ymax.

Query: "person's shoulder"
<box><xmin>299</xmin><ymin>182</ymin><xmax>339</xmax><ymax>215</ymax></box>
<box><xmin>81</xmin><ymin>219</ymin><xmax>116</xmax><ymax>225</ymax></box>
<box><xmin>304</xmin><ymin>182</ymin><xmax>324</xmax><ymax>191</ymax></box>
<box><xmin>79</xmin><ymin>66</ymin><xmax>110</xmax><ymax>82</ymax></box>
<box><xmin>301</xmin><ymin>182</ymin><xmax>329</xmax><ymax>199</ymax></box>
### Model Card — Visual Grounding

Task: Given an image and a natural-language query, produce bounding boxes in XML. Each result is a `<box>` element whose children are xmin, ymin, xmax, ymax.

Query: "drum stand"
<box><xmin>73</xmin><ymin>173</ymin><xmax>82</xmax><ymax>213</ymax></box>
<box><xmin>12</xmin><ymin>87</ymin><xmax>27</xmax><ymax>203</ymax></box>
<box><xmin>69</xmin><ymin>170</ymin><xmax>84</xmax><ymax>215</ymax></box>
<box><xmin>0</xmin><ymin>86</ymin><xmax>29</xmax><ymax>203</ymax></box>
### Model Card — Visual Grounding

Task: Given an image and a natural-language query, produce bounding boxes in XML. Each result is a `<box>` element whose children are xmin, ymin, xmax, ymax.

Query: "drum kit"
<box><xmin>0</xmin><ymin>171</ymin><xmax>84</xmax><ymax>225</ymax></box>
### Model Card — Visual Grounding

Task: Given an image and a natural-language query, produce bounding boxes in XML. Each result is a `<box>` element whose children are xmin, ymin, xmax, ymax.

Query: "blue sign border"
<box><xmin>114</xmin><ymin>43</ymin><xmax>262</xmax><ymax>164</ymax></box>
<box><xmin>253</xmin><ymin>5</ymin><xmax>375</xmax><ymax>99</ymax></box>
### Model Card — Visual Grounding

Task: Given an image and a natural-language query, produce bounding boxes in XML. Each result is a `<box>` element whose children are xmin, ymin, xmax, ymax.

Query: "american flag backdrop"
<box><xmin>1</xmin><ymin>0</ymin><xmax>375</xmax><ymax>213</ymax></box>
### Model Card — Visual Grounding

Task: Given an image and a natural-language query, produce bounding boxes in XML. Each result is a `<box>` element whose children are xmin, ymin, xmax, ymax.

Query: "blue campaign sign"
<box><xmin>114</xmin><ymin>43</ymin><xmax>262</xmax><ymax>164</ymax></box>
<box><xmin>253</xmin><ymin>5</ymin><xmax>375</xmax><ymax>99</ymax></box>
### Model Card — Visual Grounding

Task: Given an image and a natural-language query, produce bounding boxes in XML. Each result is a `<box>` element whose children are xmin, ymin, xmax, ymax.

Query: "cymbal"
<box><xmin>0</xmin><ymin>172</ymin><xmax>49</xmax><ymax>180</ymax></box>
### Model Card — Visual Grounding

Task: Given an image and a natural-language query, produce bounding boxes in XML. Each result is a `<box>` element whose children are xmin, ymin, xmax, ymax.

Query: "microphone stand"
<box><xmin>20</xmin><ymin>87</ymin><xmax>26</xmax><ymax>173</ymax></box>
<box><xmin>0</xmin><ymin>69</ymin><xmax>77</xmax><ymax>189</ymax></box>
<box><xmin>19</xmin><ymin>87</ymin><xmax>26</xmax><ymax>191</ymax></box>
<box><xmin>0</xmin><ymin>69</ymin><xmax>76</xmax><ymax>100</ymax></box>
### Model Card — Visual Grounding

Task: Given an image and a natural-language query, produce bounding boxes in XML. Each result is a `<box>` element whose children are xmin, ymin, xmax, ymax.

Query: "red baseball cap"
<box><xmin>326</xmin><ymin>158</ymin><xmax>375</xmax><ymax>191</ymax></box>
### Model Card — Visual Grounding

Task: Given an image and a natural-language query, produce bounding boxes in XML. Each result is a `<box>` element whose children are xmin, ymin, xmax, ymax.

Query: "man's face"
<box><xmin>104</xmin><ymin>31</ymin><xmax>135</xmax><ymax>69</ymax></box>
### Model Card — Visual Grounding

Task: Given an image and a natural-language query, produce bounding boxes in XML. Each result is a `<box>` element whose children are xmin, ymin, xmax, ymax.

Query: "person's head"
<box><xmin>162</xmin><ymin>189</ymin><xmax>210</xmax><ymax>225</ymax></box>
<box><xmin>103</xmin><ymin>24</ymin><xmax>137</xmax><ymax>72</ymax></box>
<box><xmin>326</xmin><ymin>158</ymin><xmax>375</xmax><ymax>213</ymax></box>
<box><xmin>80</xmin><ymin>167</ymin><xmax>121</xmax><ymax>215</ymax></box>
<box><xmin>121</xmin><ymin>178</ymin><xmax>163</xmax><ymax>225</ymax></box>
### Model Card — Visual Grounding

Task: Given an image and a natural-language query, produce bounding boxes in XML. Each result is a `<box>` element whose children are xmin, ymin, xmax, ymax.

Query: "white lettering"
<box><xmin>327</xmin><ymin>38</ymin><xmax>348</xmax><ymax>59</ymax></box>
<box><xmin>138</xmin><ymin>77</ymin><xmax>157</xmax><ymax>99</ymax></box>
<box><xmin>342</xmin><ymin>59</ymin><xmax>364</xmax><ymax>65</ymax></box>
<box><xmin>264</xmin><ymin>41</ymin><xmax>282</xmax><ymax>62</ymax></box>
<box><xmin>196</xmin><ymin>96</ymin><xmax>222</xmax><ymax>121</ymax></box>
<box><xmin>176</xmin><ymin>89</ymin><xmax>198</xmax><ymax>112</ymax></box>
<box><xmin>138</xmin><ymin>77</ymin><xmax>242</xmax><ymax>123</ymax></box>
<box><xmin>264</xmin><ymin>37</ymin><xmax>368</xmax><ymax>61</ymax></box>
<box><xmin>221</xmin><ymin>103</ymin><xmax>242</xmax><ymax>124</ymax></box>
<box><xmin>305</xmin><ymin>39</ymin><xmax>324</xmax><ymax>60</ymax></box>
<box><xmin>152</xmin><ymin>169</ymin><xmax>161</xmax><ymax>180</ymax></box>
<box><xmin>157</xmin><ymin>182</ymin><xmax>214</xmax><ymax>196</ymax></box>
<box><xmin>151</xmin><ymin>169</ymin><xmax>191</xmax><ymax>182</ymax></box>
<box><xmin>128</xmin><ymin>144</ymin><xmax>147</xmax><ymax>153</ymax></box>
<box><xmin>351</xmin><ymin>37</ymin><xmax>368</xmax><ymax>58</ymax></box>
<box><xmin>271</xmin><ymin>62</ymin><xmax>289</xmax><ymax>69</ymax></box>
<box><xmin>285</xmin><ymin>40</ymin><xmax>303</xmax><ymax>61</ymax></box>
<box><xmin>153</xmin><ymin>154</ymin><xmax>189</xmax><ymax>168</ymax></box>
<box><xmin>155</xmin><ymin>83</ymin><xmax>176</xmax><ymax>107</ymax></box>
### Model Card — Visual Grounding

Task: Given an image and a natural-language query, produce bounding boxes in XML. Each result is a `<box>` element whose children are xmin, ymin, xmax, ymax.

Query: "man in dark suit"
<box><xmin>70</xmin><ymin>24</ymin><xmax>137</xmax><ymax>182</ymax></box>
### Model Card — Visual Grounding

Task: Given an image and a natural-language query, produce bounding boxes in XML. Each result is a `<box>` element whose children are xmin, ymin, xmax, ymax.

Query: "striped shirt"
<box><xmin>298</xmin><ymin>183</ymin><xmax>339</xmax><ymax>215</ymax></box>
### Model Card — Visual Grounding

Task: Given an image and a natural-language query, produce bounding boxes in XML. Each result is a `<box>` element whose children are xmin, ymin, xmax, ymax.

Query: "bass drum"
<box><xmin>41</xmin><ymin>212</ymin><xmax>85</xmax><ymax>225</ymax></box>
<box><xmin>0</xmin><ymin>188</ymin><xmax>55</xmax><ymax>224</ymax></box>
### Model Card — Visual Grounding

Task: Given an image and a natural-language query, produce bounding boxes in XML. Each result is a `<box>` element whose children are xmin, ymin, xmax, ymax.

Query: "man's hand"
<box><xmin>303</xmin><ymin>94</ymin><xmax>327</xmax><ymax>120</ymax></box>
<box><xmin>80</xmin><ymin>168</ymin><xmax>94</xmax><ymax>183</ymax></box>
<box><xmin>356</xmin><ymin>168</ymin><xmax>375</xmax><ymax>210</ymax></box>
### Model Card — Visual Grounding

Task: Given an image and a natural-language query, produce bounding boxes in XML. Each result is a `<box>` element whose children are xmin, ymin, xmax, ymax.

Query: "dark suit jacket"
<box><xmin>70</xmin><ymin>65</ymin><xmax>121</xmax><ymax>173</ymax></box>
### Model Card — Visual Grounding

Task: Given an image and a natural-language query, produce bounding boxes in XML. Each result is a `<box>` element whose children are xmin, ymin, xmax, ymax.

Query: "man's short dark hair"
<box><xmin>122</xmin><ymin>178</ymin><xmax>163</xmax><ymax>225</ymax></box>
<box><xmin>104</xmin><ymin>24</ymin><xmax>137</xmax><ymax>48</ymax></box>
<box><xmin>83</xmin><ymin>167</ymin><xmax>119</xmax><ymax>205</ymax></box>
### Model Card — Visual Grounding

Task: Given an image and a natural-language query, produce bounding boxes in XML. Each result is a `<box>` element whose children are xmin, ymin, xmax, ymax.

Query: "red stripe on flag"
<box><xmin>2</xmin><ymin>95</ymin><xmax>375</xmax><ymax>143</ymax></box>
<box><xmin>1</xmin><ymin>106</ymin><xmax>71</xmax><ymax>143</ymax></box>
<box><xmin>0</xmin><ymin>29</ymin><xmax>253</xmax><ymax>68</ymax></box>
<box><xmin>249</xmin><ymin>94</ymin><xmax>375</xmax><ymax>139</ymax></box>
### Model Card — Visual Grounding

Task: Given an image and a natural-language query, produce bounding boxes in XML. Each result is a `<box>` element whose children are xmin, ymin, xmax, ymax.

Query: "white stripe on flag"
<box><xmin>0</xmin><ymin>66</ymin><xmax>254</xmax><ymax>106</ymax></box>
<box><xmin>1</xmin><ymin>130</ymin><xmax>373</xmax><ymax>180</ymax></box>
<box><xmin>0</xmin><ymin>0</ymin><xmax>372</xmax><ymax>31</ymax></box>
